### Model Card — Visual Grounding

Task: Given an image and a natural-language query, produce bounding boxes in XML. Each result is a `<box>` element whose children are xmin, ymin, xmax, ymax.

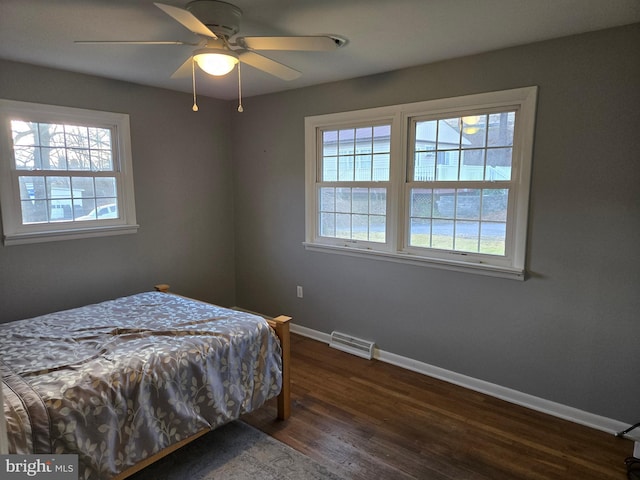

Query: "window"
<box><xmin>0</xmin><ymin>100</ymin><xmax>138</xmax><ymax>245</ymax></box>
<box><xmin>305</xmin><ymin>87</ymin><xmax>537</xmax><ymax>279</ymax></box>
<box><xmin>318</xmin><ymin>125</ymin><xmax>391</xmax><ymax>243</ymax></box>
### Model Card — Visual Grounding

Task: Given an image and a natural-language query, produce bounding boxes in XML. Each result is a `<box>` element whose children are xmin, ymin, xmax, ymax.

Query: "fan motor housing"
<box><xmin>186</xmin><ymin>0</ymin><xmax>242</xmax><ymax>38</ymax></box>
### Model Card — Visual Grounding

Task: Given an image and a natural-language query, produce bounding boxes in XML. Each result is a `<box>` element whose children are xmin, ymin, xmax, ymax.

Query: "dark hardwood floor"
<box><xmin>243</xmin><ymin>334</ymin><xmax>633</xmax><ymax>480</ymax></box>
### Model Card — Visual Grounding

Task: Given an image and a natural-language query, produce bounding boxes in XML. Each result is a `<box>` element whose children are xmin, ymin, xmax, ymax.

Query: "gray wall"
<box><xmin>0</xmin><ymin>60</ymin><xmax>236</xmax><ymax>321</ymax></box>
<box><xmin>231</xmin><ymin>24</ymin><xmax>640</xmax><ymax>423</ymax></box>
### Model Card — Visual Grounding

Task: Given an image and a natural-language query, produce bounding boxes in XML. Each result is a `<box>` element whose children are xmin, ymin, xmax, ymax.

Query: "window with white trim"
<box><xmin>304</xmin><ymin>87</ymin><xmax>537</xmax><ymax>279</ymax></box>
<box><xmin>0</xmin><ymin>100</ymin><xmax>138</xmax><ymax>245</ymax></box>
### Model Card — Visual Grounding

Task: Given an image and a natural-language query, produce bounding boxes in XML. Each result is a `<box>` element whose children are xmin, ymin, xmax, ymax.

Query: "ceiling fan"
<box><xmin>77</xmin><ymin>1</ymin><xmax>346</xmax><ymax>83</ymax></box>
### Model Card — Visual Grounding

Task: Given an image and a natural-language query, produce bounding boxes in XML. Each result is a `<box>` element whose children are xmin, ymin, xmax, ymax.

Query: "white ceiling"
<box><xmin>1</xmin><ymin>0</ymin><xmax>639</xmax><ymax>101</ymax></box>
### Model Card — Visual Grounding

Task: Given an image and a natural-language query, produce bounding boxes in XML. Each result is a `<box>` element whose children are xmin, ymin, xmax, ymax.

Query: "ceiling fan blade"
<box><xmin>170</xmin><ymin>56</ymin><xmax>194</xmax><ymax>79</ymax></box>
<box><xmin>237</xmin><ymin>35</ymin><xmax>342</xmax><ymax>51</ymax></box>
<box><xmin>154</xmin><ymin>2</ymin><xmax>218</xmax><ymax>39</ymax></box>
<box><xmin>75</xmin><ymin>40</ymin><xmax>196</xmax><ymax>45</ymax></box>
<box><xmin>238</xmin><ymin>51</ymin><xmax>301</xmax><ymax>81</ymax></box>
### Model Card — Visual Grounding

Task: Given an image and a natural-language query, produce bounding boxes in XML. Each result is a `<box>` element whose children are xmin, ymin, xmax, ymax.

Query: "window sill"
<box><xmin>3</xmin><ymin>224</ymin><xmax>140</xmax><ymax>246</ymax></box>
<box><xmin>303</xmin><ymin>242</ymin><xmax>526</xmax><ymax>281</ymax></box>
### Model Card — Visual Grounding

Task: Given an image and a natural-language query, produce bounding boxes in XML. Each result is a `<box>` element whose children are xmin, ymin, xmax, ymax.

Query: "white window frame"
<box><xmin>0</xmin><ymin>99</ymin><xmax>138</xmax><ymax>245</ymax></box>
<box><xmin>304</xmin><ymin>87</ymin><xmax>537</xmax><ymax>280</ymax></box>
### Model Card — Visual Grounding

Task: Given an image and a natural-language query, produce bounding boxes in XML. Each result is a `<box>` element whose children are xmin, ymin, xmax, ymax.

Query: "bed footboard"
<box><xmin>154</xmin><ymin>284</ymin><xmax>291</xmax><ymax>420</ymax></box>
<box><xmin>267</xmin><ymin>315</ymin><xmax>291</xmax><ymax>420</ymax></box>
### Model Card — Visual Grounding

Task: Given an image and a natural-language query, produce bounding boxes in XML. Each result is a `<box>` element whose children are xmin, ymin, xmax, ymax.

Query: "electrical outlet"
<box><xmin>296</xmin><ymin>286</ymin><xmax>303</xmax><ymax>298</ymax></box>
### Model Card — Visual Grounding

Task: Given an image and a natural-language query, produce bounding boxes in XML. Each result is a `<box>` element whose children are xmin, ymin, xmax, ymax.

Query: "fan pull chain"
<box><xmin>191</xmin><ymin>57</ymin><xmax>199</xmax><ymax>112</ymax></box>
<box><xmin>237</xmin><ymin>61</ymin><xmax>244</xmax><ymax>113</ymax></box>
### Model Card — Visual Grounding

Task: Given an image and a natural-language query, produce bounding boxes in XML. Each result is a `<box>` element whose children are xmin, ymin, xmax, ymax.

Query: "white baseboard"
<box><xmin>290</xmin><ymin>323</ymin><xmax>632</xmax><ymax>438</ymax></box>
<box><xmin>292</xmin><ymin>324</ymin><xmax>332</xmax><ymax>343</ymax></box>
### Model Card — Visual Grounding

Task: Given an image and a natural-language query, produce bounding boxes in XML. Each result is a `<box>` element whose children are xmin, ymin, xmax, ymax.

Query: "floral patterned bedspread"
<box><xmin>1</xmin><ymin>292</ymin><xmax>283</xmax><ymax>480</ymax></box>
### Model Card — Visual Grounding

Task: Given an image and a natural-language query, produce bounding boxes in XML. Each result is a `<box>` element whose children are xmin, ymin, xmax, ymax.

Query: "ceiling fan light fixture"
<box><xmin>193</xmin><ymin>48</ymin><xmax>239</xmax><ymax>76</ymax></box>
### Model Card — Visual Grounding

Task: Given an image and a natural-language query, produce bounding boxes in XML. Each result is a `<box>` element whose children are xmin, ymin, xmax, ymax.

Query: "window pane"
<box><xmin>67</xmin><ymin>148</ymin><xmax>91</xmax><ymax>170</ymax></box>
<box><xmin>355</xmin><ymin>154</ymin><xmax>372</xmax><ymax>181</ymax></box>
<box><xmin>370</xmin><ymin>188</ymin><xmax>386</xmax><ymax>215</ymax></box>
<box><xmin>352</xmin><ymin>188</ymin><xmax>368</xmax><ymax>214</ymax></box>
<box><xmin>19</xmin><ymin>176</ymin><xmax>45</xmax><ymax>200</ymax></box>
<box><xmin>436</xmin><ymin>151</ymin><xmax>459</xmax><ymax>180</ymax></box>
<box><xmin>47</xmin><ymin>176</ymin><xmax>71</xmax><ymax>198</ymax></box>
<box><xmin>370</xmin><ymin>215</ymin><xmax>386</xmax><ymax>242</ymax></box>
<box><xmin>76</xmin><ymin>199</ymin><xmax>95</xmax><ymax>220</ymax></box>
<box><xmin>72</xmin><ymin>177</ymin><xmax>95</xmax><ymax>198</ymax></box>
<box><xmin>338</xmin><ymin>155</ymin><xmax>354</xmax><ymax>181</ymax></box>
<box><xmin>11</xmin><ymin>121</ymin><xmax>115</xmax><ymax>174</ymax></box>
<box><xmin>438</xmin><ymin>118</ymin><xmax>461</xmax><ymax>149</ymax></box>
<box><xmin>410</xmin><ymin>189</ymin><xmax>433</xmax><ymax>217</ymax></box>
<box><xmin>336</xmin><ymin>188</ymin><xmax>351</xmax><ymax>213</ymax></box>
<box><xmin>432</xmin><ymin>220</ymin><xmax>454</xmax><ymax>249</ymax></box>
<box><xmin>372</xmin><ymin>153</ymin><xmax>389</xmax><ymax>181</ymax></box>
<box><xmin>322</xmin><ymin>156</ymin><xmax>337</xmax><ymax>181</ymax></box>
<box><xmin>11</xmin><ymin>120</ymin><xmax>114</xmax><ymax>171</ymax></box>
<box><xmin>89</xmin><ymin>127</ymin><xmax>111</xmax><ymax>150</ymax></box>
<box><xmin>320</xmin><ymin>187</ymin><xmax>335</xmax><ymax>211</ymax></box>
<box><xmin>414</xmin><ymin>151</ymin><xmax>435</xmax><ymax>181</ymax></box>
<box><xmin>461</xmin><ymin>115</ymin><xmax>486</xmax><ymax>149</ymax></box>
<box><xmin>455</xmin><ymin>189</ymin><xmax>481</xmax><ymax>220</ymax></box>
<box><xmin>410</xmin><ymin>217</ymin><xmax>431</xmax><ymax>247</ymax></box>
<box><xmin>317</xmin><ymin>186</ymin><xmax>387</xmax><ymax>243</ymax></box>
<box><xmin>480</xmin><ymin>222</ymin><xmax>506</xmax><ymax>255</ymax></box>
<box><xmin>39</xmin><ymin>123</ymin><xmax>65</xmax><ymax>147</ymax></box>
<box><xmin>459</xmin><ymin>149</ymin><xmax>485</xmax><ymax>180</ymax></box>
<box><xmin>65</xmin><ymin>125</ymin><xmax>89</xmax><ymax>149</ymax></box>
<box><xmin>356</xmin><ymin>127</ymin><xmax>373</xmax><ymax>154</ymax></box>
<box><xmin>455</xmin><ymin>221</ymin><xmax>480</xmax><ymax>252</ymax></box>
<box><xmin>321</xmin><ymin>124</ymin><xmax>390</xmax><ymax>183</ymax></box>
<box><xmin>338</xmin><ymin>129</ymin><xmax>355</xmax><ymax>155</ymax></box>
<box><xmin>49</xmin><ymin>201</ymin><xmax>73</xmax><ymax>222</ymax></box>
<box><xmin>335</xmin><ymin>213</ymin><xmax>351</xmax><ymax>239</ymax></box>
<box><xmin>413</xmin><ymin>110</ymin><xmax>515</xmax><ymax>183</ymax></box>
<box><xmin>353</xmin><ymin>214</ymin><xmax>368</xmax><ymax>240</ymax></box>
<box><xmin>76</xmin><ymin>199</ymin><xmax>118</xmax><ymax>221</ymax></box>
<box><xmin>486</xmin><ymin>147</ymin><xmax>512</xmax><ymax>180</ymax></box>
<box><xmin>373</xmin><ymin>125</ymin><xmax>390</xmax><ymax>153</ymax></box>
<box><xmin>414</xmin><ymin>121</ymin><xmax>437</xmax><ymax>182</ymax></box>
<box><xmin>40</xmin><ymin>147</ymin><xmax>67</xmax><ymax>170</ymax></box>
<box><xmin>15</xmin><ymin>174</ymin><xmax>120</xmax><ymax>226</ymax></box>
<box><xmin>22</xmin><ymin>199</ymin><xmax>47</xmax><ymax>224</ymax></box>
<box><xmin>322</xmin><ymin>130</ymin><xmax>338</xmax><ymax>156</ymax></box>
<box><xmin>91</xmin><ymin>149</ymin><xmax>113</xmax><ymax>171</ymax></box>
<box><xmin>434</xmin><ymin>189</ymin><xmax>454</xmax><ymax>218</ymax></box>
<box><xmin>481</xmin><ymin>189</ymin><xmax>508</xmax><ymax>222</ymax></box>
<box><xmin>409</xmin><ymin>187</ymin><xmax>509</xmax><ymax>256</ymax></box>
<box><xmin>415</xmin><ymin>120</ymin><xmax>437</xmax><ymax>145</ymax></box>
<box><xmin>11</xmin><ymin>120</ymin><xmax>39</xmax><ymax>146</ymax></box>
<box><xmin>320</xmin><ymin>212</ymin><xmax>335</xmax><ymax>237</ymax></box>
<box><xmin>14</xmin><ymin>146</ymin><xmax>39</xmax><ymax>170</ymax></box>
<box><xmin>487</xmin><ymin>112</ymin><xmax>515</xmax><ymax>147</ymax></box>
<box><xmin>76</xmin><ymin>203</ymin><xmax>97</xmax><ymax>221</ymax></box>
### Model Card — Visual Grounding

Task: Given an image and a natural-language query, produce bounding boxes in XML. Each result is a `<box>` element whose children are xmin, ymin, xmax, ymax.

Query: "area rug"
<box><xmin>128</xmin><ymin>421</ymin><xmax>345</xmax><ymax>480</ymax></box>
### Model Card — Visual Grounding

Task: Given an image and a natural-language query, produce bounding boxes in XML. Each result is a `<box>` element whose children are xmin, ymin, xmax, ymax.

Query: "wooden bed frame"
<box><xmin>111</xmin><ymin>285</ymin><xmax>292</xmax><ymax>480</ymax></box>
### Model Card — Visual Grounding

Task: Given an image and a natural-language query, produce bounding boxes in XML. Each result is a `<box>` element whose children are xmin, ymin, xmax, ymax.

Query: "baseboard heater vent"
<box><xmin>329</xmin><ymin>331</ymin><xmax>375</xmax><ymax>360</ymax></box>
